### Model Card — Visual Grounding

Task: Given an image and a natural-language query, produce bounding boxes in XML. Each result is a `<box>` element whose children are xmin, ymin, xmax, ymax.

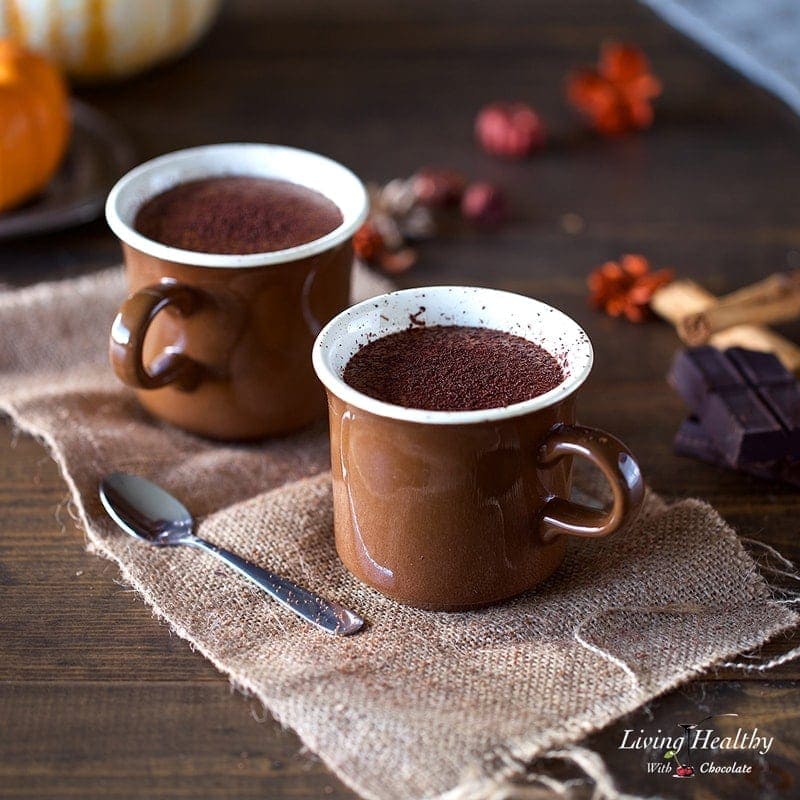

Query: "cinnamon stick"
<box><xmin>650</xmin><ymin>279</ymin><xmax>800</xmax><ymax>374</ymax></box>
<box><xmin>677</xmin><ymin>271</ymin><xmax>800</xmax><ymax>345</ymax></box>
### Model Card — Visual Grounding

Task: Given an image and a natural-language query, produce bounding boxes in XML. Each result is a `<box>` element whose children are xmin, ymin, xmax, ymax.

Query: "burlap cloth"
<box><xmin>0</xmin><ymin>265</ymin><xmax>797</xmax><ymax>800</ymax></box>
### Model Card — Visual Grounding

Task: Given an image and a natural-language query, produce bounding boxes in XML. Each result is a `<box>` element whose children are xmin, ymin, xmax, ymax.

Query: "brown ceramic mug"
<box><xmin>105</xmin><ymin>143</ymin><xmax>368</xmax><ymax>440</ymax></box>
<box><xmin>312</xmin><ymin>286</ymin><xmax>645</xmax><ymax>610</ymax></box>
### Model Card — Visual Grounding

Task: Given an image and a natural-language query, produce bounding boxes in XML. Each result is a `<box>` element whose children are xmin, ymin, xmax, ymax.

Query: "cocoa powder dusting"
<box><xmin>134</xmin><ymin>176</ymin><xmax>343</xmax><ymax>255</ymax></box>
<box><xmin>343</xmin><ymin>325</ymin><xmax>564</xmax><ymax>411</ymax></box>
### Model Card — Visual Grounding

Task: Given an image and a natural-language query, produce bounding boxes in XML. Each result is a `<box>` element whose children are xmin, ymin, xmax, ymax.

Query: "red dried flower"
<box><xmin>460</xmin><ymin>182</ymin><xmax>508</xmax><ymax>227</ymax></box>
<box><xmin>588</xmin><ymin>253</ymin><xmax>673</xmax><ymax>322</ymax></box>
<box><xmin>353</xmin><ymin>221</ymin><xmax>385</xmax><ymax>262</ymax></box>
<box><xmin>475</xmin><ymin>101</ymin><xmax>547</xmax><ymax>159</ymax></box>
<box><xmin>567</xmin><ymin>42</ymin><xmax>661</xmax><ymax>136</ymax></box>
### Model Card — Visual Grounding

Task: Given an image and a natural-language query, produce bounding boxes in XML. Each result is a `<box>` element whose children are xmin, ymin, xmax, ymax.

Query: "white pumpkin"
<box><xmin>0</xmin><ymin>0</ymin><xmax>221</xmax><ymax>80</ymax></box>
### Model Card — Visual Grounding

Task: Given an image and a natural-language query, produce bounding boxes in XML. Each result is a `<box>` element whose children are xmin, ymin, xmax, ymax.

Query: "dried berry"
<box><xmin>475</xmin><ymin>101</ymin><xmax>546</xmax><ymax>159</ymax></box>
<box><xmin>353</xmin><ymin>221</ymin><xmax>385</xmax><ymax>262</ymax></box>
<box><xmin>411</xmin><ymin>167</ymin><xmax>466</xmax><ymax>207</ymax></box>
<box><xmin>587</xmin><ymin>253</ymin><xmax>673</xmax><ymax>322</ymax></box>
<box><xmin>566</xmin><ymin>42</ymin><xmax>661</xmax><ymax>136</ymax></box>
<box><xmin>461</xmin><ymin>182</ymin><xmax>508</xmax><ymax>227</ymax></box>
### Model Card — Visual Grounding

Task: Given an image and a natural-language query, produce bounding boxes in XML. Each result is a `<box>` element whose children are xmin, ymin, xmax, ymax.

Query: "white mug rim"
<box><xmin>105</xmin><ymin>143</ymin><xmax>369</xmax><ymax>268</ymax></box>
<box><xmin>312</xmin><ymin>286</ymin><xmax>594</xmax><ymax>426</ymax></box>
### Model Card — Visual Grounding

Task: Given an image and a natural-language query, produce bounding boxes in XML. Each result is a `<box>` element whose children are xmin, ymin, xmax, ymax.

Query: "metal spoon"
<box><xmin>98</xmin><ymin>472</ymin><xmax>364</xmax><ymax>636</ymax></box>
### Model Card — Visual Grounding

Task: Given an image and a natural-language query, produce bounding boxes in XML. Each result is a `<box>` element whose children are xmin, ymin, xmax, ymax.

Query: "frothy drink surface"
<box><xmin>343</xmin><ymin>325</ymin><xmax>564</xmax><ymax>411</ymax></box>
<box><xmin>134</xmin><ymin>176</ymin><xmax>343</xmax><ymax>254</ymax></box>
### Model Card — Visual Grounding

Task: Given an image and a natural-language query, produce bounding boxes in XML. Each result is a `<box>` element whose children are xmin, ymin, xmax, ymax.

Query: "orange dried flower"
<box><xmin>567</xmin><ymin>42</ymin><xmax>661</xmax><ymax>135</ymax></box>
<box><xmin>588</xmin><ymin>254</ymin><xmax>673</xmax><ymax>322</ymax></box>
<box><xmin>353</xmin><ymin>221</ymin><xmax>385</xmax><ymax>262</ymax></box>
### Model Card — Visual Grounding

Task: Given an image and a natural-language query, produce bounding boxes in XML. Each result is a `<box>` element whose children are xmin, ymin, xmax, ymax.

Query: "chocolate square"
<box><xmin>668</xmin><ymin>346</ymin><xmax>800</xmax><ymax>465</ymax></box>
<box><xmin>668</xmin><ymin>346</ymin><xmax>741</xmax><ymax>410</ymax></box>
<box><xmin>726</xmin><ymin>347</ymin><xmax>789</xmax><ymax>386</ymax></box>
<box><xmin>674</xmin><ymin>416</ymin><xmax>800</xmax><ymax>488</ymax></box>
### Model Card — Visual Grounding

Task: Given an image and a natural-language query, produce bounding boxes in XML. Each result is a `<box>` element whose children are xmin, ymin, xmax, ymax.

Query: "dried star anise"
<box><xmin>370</xmin><ymin>178</ymin><xmax>437</xmax><ymax>242</ymax></box>
<box><xmin>588</xmin><ymin>254</ymin><xmax>674</xmax><ymax>322</ymax></box>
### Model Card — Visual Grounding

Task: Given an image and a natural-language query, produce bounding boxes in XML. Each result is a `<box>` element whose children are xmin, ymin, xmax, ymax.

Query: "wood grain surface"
<box><xmin>2</xmin><ymin>1</ymin><xmax>800</xmax><ymax>798</ymax></box>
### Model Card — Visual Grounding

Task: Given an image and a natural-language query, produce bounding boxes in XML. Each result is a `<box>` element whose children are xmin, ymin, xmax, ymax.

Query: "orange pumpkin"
<box><xmin>0</xmin><ymin>39</ymin><xmax>70</xmax><ymax>212</ymax></box>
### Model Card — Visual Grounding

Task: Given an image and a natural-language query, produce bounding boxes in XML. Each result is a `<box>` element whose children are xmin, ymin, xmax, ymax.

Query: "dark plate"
<box><xmin>0</xmin><ymin>100</ymin><xmax>136</xmax><ymax>241</ymax></box>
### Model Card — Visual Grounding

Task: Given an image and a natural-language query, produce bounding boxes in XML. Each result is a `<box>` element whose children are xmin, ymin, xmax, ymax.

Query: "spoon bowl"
<box><xmin>100</xmin><ymin>472</ymin><xmax>194</xmax><ymax>545</ymax></box>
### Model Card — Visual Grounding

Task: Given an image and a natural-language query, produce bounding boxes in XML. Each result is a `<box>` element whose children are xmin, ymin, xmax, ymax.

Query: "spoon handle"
<box><xmin>188</xmin><ymin>536</ymin><xmax>364</xmax><ymax>636</ymax></box>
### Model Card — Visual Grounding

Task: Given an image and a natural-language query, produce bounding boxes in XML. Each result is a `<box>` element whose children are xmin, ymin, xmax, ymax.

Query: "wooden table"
<box><xmin>2</xmin><ymin>1</ymin><xmax>800</xmax><ymax>797</ymax></box>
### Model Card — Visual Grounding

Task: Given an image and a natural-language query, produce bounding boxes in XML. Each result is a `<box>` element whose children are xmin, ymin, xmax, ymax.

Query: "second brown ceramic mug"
<box><xmin>105</xmin><ymin>143</ymin><xmax>368</xmax><ymax>440</ymax></box>
<box><xmin>313</xmin><ymin>286</ymin><xmax>645</xmax><ymax>610</ymax></box>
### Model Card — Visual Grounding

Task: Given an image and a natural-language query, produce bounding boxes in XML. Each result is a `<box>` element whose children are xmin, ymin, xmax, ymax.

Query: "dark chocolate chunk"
<box><xmin>673</xmin><ymin>417</ymin><xmax>724</xmax><ymax>464</ymax></box>
<box><xmin>668</xmin><ymin>346</ymin><xmax>741</xmax><ymax>410</ymax></box>
<box><xmin>726</xmin><ymin>348</ymin><xmax>800</xmax><ymax>451</ymax></box>
<box><xmin>701</xmin><ymin>387</ymin><xmax>786</xmax><ymax>465</ymax></box>
<box><xmin>726</xmin><ymin>347</ymin><xmax>788</xmax><ymax>386</ymax></box>
<box><xmin>668</xmin><ymin>346</ymin><xmax>800</xmax><ymax>464</ymax></box>
<box><xmin>758</xmin><ymin>382</ymin><xmax>800</xmax><ymax>449</ymax></box>
<box><xmin>674</xmin><ymin>416</ymin><xmax>800</xmax><ymax>488</ymax></box>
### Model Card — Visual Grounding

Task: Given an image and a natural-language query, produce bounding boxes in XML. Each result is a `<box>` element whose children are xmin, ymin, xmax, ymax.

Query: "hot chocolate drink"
<box><xmin>342</xmin><ymin>325</ymin><xmax>564</xmax><ymax>411</ymax></box>
<box><xmin>134</xmin><ymin>176</ymin><xmax>343</xmax><ymax>254</ymax></box>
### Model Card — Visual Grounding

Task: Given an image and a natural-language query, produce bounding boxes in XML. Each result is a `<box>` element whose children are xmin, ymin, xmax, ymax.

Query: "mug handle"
<box><xmin>109</xmin><ymin>281</ymin><xmax>203</xmax><ymax>392</ymax></box>
<box><xmin>537</xmin><ymin>424</ymin><xmax>644</xmax><ymax>542</ymax></box>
